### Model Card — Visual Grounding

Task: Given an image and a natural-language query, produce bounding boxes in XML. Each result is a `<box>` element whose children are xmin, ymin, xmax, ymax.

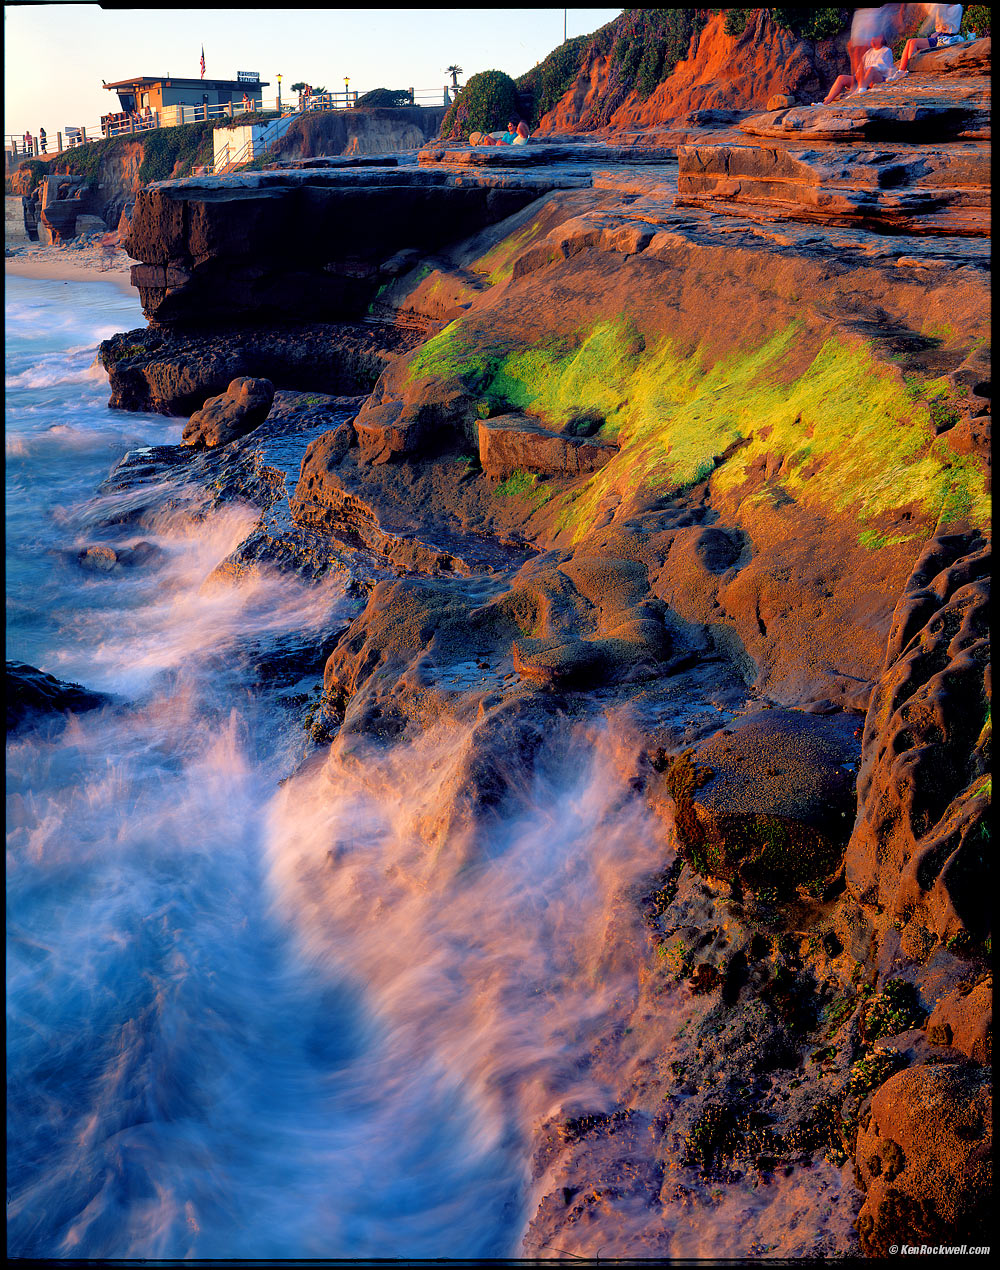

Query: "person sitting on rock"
<box><xmin>481</xmin><ymin>121</ymin><xmax>517</xmax><ymax>146</ymax></box>
<box><xmin>512</xmin><ymin>120</ymin><xmax>531</xmax><ymax>145</ymax></box>
<box><xmin>823</xmin><ymin>33</ymin><xmax>895</xmax><ymax>102</ymax></box>
<box><xmin>895</xmin><ymin>4</ymin><xmax>964</xmax><ymax>75</ymax></box>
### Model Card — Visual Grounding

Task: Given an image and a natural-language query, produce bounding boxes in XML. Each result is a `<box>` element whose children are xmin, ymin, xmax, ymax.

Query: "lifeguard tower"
<box><xmin>102</xmin><ymin>72</ymin><xmax>270</xmax><ymax>134</ymax></box>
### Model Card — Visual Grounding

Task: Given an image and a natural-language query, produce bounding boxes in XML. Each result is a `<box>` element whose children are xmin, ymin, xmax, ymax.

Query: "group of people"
<box><xmin>100</xmin><ymin>106</ymin><xmax>156</xmax><ymax>137</ymax></box>
<box><xmin>822</xmin><ymin>3</ymin><xmax>967</xmax><ymax>104</ymax></box>
<box><xmin>18</xmin><ymin>129</ymin><xmax>49</xmax><ymax>155</ymax></box>
<box><xmin>471</xmin><ymin>116</ymin><xmax>531</xmax><ymax>146</ymax></box>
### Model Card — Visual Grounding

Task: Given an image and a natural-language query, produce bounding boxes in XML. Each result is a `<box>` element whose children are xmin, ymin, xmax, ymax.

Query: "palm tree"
<box><xmin>445</xmin><ymin>65</ymin><xmax>462</xmax><ymax>90</ymax></box>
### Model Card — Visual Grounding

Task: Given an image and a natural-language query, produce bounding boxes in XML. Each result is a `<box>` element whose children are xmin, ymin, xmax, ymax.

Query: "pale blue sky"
<box><xmin>4</xmin><ymin>5</ymin><xmax>622</xmax><ymax>139</ymax></box>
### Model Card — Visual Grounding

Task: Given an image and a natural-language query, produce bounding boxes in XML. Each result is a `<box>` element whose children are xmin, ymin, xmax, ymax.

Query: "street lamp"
<box><xmin>276</xmin><ymin>73</ymin><xmax>282</xmax><ymax>110</ymax></box>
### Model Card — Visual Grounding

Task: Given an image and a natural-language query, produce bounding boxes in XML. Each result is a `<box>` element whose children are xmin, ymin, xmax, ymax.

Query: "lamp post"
<box><xmin>276</xmin><ymin>73</ymin><xmax>282</xmax><ymax>110</ymax></box>
<box><xmin>344</xmin><ymin>76</ymin><xmax>350</xmax><ymax>109</ymax></box>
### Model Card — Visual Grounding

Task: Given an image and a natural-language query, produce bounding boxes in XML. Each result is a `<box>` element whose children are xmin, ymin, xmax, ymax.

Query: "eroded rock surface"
<box><xmin>94</xmin><ymin>39</ymin><xmax>992</xmax><ymax>1256</ymax></box>
<box><xmin>182</xmin><ymin>376</ymin><xmax>275</xmax><ymax>449</ymax></box>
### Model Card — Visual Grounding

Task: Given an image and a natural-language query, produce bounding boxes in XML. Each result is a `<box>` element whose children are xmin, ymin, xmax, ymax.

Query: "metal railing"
<box><xmin>7</xmin><ymin>89</ymin><xmax>454</xmax><ymax>162</ymax></box>
<box><xmin>208</xmin><ymin>111</ymin><xmax>300</xmax><ymax>175</ymax></box>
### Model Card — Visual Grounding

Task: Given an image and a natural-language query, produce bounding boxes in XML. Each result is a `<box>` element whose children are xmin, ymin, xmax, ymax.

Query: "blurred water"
<box><xmin>5</xmin><ymin>277</ymin><xmax>669</xmax><ymax>1258</ymax></box>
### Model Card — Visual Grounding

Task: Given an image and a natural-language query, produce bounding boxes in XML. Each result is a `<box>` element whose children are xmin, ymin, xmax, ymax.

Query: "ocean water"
<box><xmin>5</xmin><ymin>275</ymin><xmax>859</xmax><ymax>1260</ymax></box>
<box><xmin>5</xmin><ymin>275</ymin><xmax>671</xmax><ymax>1259</ymax></box>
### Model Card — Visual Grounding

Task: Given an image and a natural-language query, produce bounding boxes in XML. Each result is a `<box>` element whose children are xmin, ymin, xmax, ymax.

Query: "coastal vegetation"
<box><xmin>514</xmin><ymin>8</ymin><xmax>853</xmax><ymax>128</ymax></box>
<box><xmin>357</xmin><ymin>88</ymin><xmax>413</xmax><ymax>107</ymax></box>
<box><xmin>5</xmin><ymin>120</ymin><xmax>218</xmax><ymax>190</ymax></box>
<box><xmin>439</xmin><ymin>69</ymin><xmax>520</xmax><ymax>139</ymax></box>
<box><xmin>515</xmin><ymin>31</ymin><xmax>605</xmax><ymax>127</ymax></box>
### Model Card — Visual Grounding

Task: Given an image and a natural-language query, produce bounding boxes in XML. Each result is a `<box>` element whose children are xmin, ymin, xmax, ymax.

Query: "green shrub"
<box><xmin>439</xmin><ymin>69</ymin><xmax>520</xmax><ymax>140</ymax></box>
<box><xmin>357</xmin><ymin>88</ymin><xmax>413</xmax><ymax>108</ymax></box>
<box><xmin>767</xmin><ymin>7</ymin><xmax>848</xmax><ymax>40</ymax></box>
<box><xmin>724</xmin><ymin>8</ymin><xmax>754</xmax><ymax>36</ymax></box>
<box><xmin>515</xmin><ymin>31</ymin><xmax>598</xmax><ymax>127</ymax></box>
<box><xmin>964</xmin><ymin>6</ymin><xmax>990</xmax><ymax>36</ymax></box>
<box><xmin>7</xmin><ymin>158</ymin><xmax>47</xmax><ymax>195</ymax></box>
<box><xmin>136</xmin><ymin>121</ymin><xmax>215</xmax><ymax>183</ymax></box>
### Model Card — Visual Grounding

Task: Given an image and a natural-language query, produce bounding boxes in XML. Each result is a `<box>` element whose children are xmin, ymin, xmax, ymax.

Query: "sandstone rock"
<box><xmin>74</xmin><ymin>213</ymin><xmax>107</xmax><ymax>236</ymax></box>
<box><xmin>7</xmin><ymin>661</ymin><xmax>111</xmax><ymax>734</ymax></box>
<box><xmin>926</xmin><ymin>978</ymin><xmax>992</xmax><ymax>1064</ymax></box>
<box><xmin>349</xmin><ymin>370</ymin><xmax>478</xmax><ymax>464</ymax></box>
<box><xmin>908</xmin><ymin>36</ymin><xmax>991</xmax><ymax>76</ymax></box>
<box><xmin>766</xmin><ymin>94</ymin><xmax>796</xmax><ymax>111</ymax></box>
<box><xmin>655</xmin><ymin>708</ymin><xmax>859</xmax><ymax>898</ymax></box>
<box><xmin>353</xmin><ymin>401</ymin><xmax>422</xmax><ymax>465</ymax></box>
<box><xmin>854</xmin><ymin>1062</ymin><xmax>992</xmax><ymax>1257</ymax></box>
<box><xmin>182</xmin><ymin>376</ymin><xmax>275</xmax><ymax>449</ymax></box>
<box><xmin>478</xmin><ymin>414</ymin><xmax>618</xmax><ymax>479</ymax></box>
<box><xmin>678</xmin><ymin>130</ymin><xmax>990</xmax><ymax>235</ymax></box>
<box><xmin>846</xmin><ymin>534</ymin><xmax>990</xmax><ymax>961</ymax></box>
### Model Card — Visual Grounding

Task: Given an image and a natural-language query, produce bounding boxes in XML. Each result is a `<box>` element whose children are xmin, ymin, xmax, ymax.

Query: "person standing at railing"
<box><xmin>24</xmin><ymin>130</ymin><xmax>33</xmax><ymax>156</ymax></box>
<box><xmin>39</xmin><ymin>128</ymin><xmax>47</xmax><ymax>154</ymax></box>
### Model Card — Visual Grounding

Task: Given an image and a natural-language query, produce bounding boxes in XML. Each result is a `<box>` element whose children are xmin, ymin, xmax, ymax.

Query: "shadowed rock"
<box><xmin>843</xmin><ymin>534</ymin><xmax>990</xmax><ymax>964</ymax></box>
<box><xmin>7</xmin><ymin>661</ymin><xmax>111</xmax><ymax>734</ymax></box>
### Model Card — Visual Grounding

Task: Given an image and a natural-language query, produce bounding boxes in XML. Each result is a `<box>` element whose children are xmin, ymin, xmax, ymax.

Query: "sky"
<box><xmin>5</xmin><ymin>4</ymin><xmax>622</xmax><ymax>141</ymax></box>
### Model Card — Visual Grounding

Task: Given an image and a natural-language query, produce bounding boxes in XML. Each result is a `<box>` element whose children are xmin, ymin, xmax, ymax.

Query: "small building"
<box><xmin>102</xmin><ymin>73</ymin><xmax>270</xmax><ymax>133</ymax></box>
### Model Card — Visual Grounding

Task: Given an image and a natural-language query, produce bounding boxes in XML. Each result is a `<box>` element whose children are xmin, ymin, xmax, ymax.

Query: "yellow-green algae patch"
<box><xmin>407</xmin><ymin>317</ymin><xmax>645</xmax><ymax>432</ymax></box>
<box><xmin>408</xmin><ymin>317</ymin><xmax>989</xmax><ymax>541</ymax></box>
<box><xmin>470</xmin><ymin>220</ymin><xmax>545</xmax><ymax>286</ymax></box>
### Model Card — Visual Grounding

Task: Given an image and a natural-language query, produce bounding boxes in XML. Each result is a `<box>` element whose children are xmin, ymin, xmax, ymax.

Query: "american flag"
<box><xmin>200</xmin><ymin>45</ymin><xmax>205</xmax><ymax>78</ymax></box>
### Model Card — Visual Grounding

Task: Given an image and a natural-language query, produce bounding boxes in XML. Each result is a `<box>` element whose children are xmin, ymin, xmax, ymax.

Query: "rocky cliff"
<box><xmin>98</xmin><ymin>44</ymin><xmax>992</xmax><ymax>1259</ymax></box>
<box><xmin>7</xmin><ymin>107</ymin><xmax>448</xmax><ymax>244</ymax></box>
<box><xmin>536</xmin><ymin>9</ymin><xmax>848</xmax><ymax>135</ymax></box>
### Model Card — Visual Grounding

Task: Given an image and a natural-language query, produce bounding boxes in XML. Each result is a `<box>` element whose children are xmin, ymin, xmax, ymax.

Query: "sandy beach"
<box><xmin>5</xmin><ymin>241</ymin><xmax>136</xmax><ymax>294</ymax></box>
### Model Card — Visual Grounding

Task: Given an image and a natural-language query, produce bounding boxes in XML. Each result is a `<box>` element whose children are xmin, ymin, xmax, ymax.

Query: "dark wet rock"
<box><xmin>292</xmin><ymin>441</ymin><xmax>538</xmax><ymax>577</ymax></box>
<box><xmin>181</xmin><ymin>376</ymin><xmax>275</xmax><ymax>449</ymax></box>
<box><xmin>99</xmin><ymin>321</ymin><xmax>420</xmax><ymax>417</ymax></box>
<box><xmin>116</xmin><ymin>540</ymin><xmax>165</xmax><ymax>570</ymax></box>
<box><xmin>124</xmin><ymin>173</ymin><xmax>545</xmax><ymax>325</ymax></box>
<box><xmin>854</xmin><ymin>1062</ymin><xmax>992</xmax><ymax>1257</ymax></box>
<box><xmin>78</xmin><ymin>545</ymin><xmax>118</xmax><ymax>572</ymax></box>
<box><xmin>7</xmin><ymin>661</ymin><xmax>111</xmax><ymax>734</ymax></box>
